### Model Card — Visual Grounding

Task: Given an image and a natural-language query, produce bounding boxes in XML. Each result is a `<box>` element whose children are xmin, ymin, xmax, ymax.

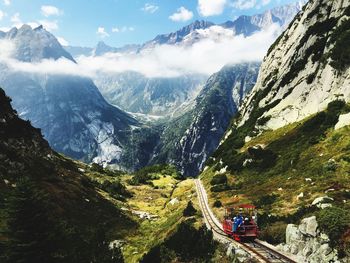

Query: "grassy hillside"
<box><xmin>83</xmin><ymin>164</ymin><xmax>230</xmax><ymax>262</ymax></box>
<box><xmin>0</xmin><ymin>88</ymin><xmax>136</xmax><ymax>262</ymax></box>
<box><xmin>201</xmin><ymin>101</ymin><xmax>350</xmax><ymax>252</ymax></box>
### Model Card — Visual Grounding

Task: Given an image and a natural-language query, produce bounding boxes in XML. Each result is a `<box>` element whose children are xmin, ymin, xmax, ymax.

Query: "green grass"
<box><xmin>200</xmin><ymin>104</ymin><xmax>350</xmax><ymax>253</ymax></box>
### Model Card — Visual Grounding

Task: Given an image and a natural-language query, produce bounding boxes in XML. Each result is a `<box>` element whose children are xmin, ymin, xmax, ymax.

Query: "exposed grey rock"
<box><xmin>226</xmin><ymin>243</ymin><xmax>250</xmax><ymax>262</ymax></box>
<box><xmin>279</xmin><ymin>216</ymin><xmax>347</xmax><ymax>263</ymax></box>
<box><xmin>311</xmin><ymin>196</ymin><xmax>334</xmax><ymax>206</ymax></box>
<box><xmin>235</xmin><ymin>0</ymin><xmax>350</xmax><ymax>136</ymax></box>
<box><xmin>299</xmin><ymin>216</ymin><xmax>318</xmax><ymax>237</ymax></box>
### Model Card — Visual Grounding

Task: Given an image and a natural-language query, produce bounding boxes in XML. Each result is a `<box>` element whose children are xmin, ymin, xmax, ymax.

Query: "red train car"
<box><xmin>223</xmin><ymin>204</ymin><xmax>258</xmax><ymax>241</ymax></box>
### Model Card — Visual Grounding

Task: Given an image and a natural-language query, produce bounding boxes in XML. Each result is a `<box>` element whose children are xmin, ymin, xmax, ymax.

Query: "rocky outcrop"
<box><xmin>234</xmin><ymin>0</ymin><xmax>350</xmax><ymax>135</ymax></box>
<box><xmin>153</xmin><ymin>63</ymin><xmax>260</xmax><ymax>176</ymax></box>
<box><xmin>277</xmin><ymin>216</ymin><xmax>346</xmax><ymax>263</ymax></box>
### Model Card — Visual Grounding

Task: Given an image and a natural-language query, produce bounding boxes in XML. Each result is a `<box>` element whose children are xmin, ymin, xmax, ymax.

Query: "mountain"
<box><xmin>2</xmin><ymin>25</ymin><xmax>75</xmax><ymax>62</ymax></box>
<box><xmin>92</xmin><ymin>1</ymin><xmax>304</xmax><ymax>119</ymax></box>
<box><xmin>152</xmin><ymin>63</ymin><xmax>260</xmax><ymax>176</ymax></box>
<box><xmin>65</xmin><ymin>42</ymin><xmax>140</xmax><ymax>58</ymax></box>
<box><xmin>0</xmin><ymin>87</ymin><xmax>133</xmax><ymax>262</ymax></box>
<box><xmin>142</xmin><ymin>1</ymin><xmax>305</xmax><ymax>50</ymax></box>
<box><xmin>236</xmin><ymin>0</ymin><xmax>350</xmax><ymax>135</ymax></box>
<box><xmin>200</xmin><ymin>1</ymin><xmax>350</xmax><ymax>260</ymax></box>
<box><xmin>141</xmin><ymin>20</ymin><xmax>215</xmax><ymax>50</ymax></box>
<box><xmin>95</xmin><ymin>72</ymin><xmax>206</xmax><ymax>117</ymax></box>
<box><xmin>0</xmin><ymin>25</ymin><xmax>139</xmax><ymax>167</ymax></box>
<box><xmin>64</xmin><ymin>45</ymin><xmax>93</xmax><ymax>57</ymax></box>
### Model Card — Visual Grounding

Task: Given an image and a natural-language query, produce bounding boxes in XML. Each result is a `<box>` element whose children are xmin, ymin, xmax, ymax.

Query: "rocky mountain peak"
<box><xmin>3</xmin><ymin>24</ymin><xmax>75</xmax><ymax>62</ymax></box>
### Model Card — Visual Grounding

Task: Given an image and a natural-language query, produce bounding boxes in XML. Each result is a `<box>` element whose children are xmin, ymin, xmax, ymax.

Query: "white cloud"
<box><xmin>10</xmin><ymin>12</ymin><xmax>21</xmax><ymax>24</ymax></box>
<box><xmin>198</xmin><ymin>0</ymin><xmax>226</xmax><ymax>16</ymax></box>
<box><xmin>0</xmin><ymin>24</ymin><xmax>282</xmax><ymax>78</ymax></box>
<box><xmin>0</xmin><ymin>10</ymin><xmax>5</xmax><ymax>20</ymax></box>
<box><xmin>112</xmin><ymin>26</ymin><xmax>135</xmax><ymax>33</ymax></box>
<box><xmin>232</xmin><ymin>0</ymin><xmax>256</xmax><ymax>10</ymax></box>
<box><xmin>38</xmin><ymin>20</ymin><xmax>58</xmax><ymax>31</ymax></box>
<box><xmin>57</xmin><ymin>37</ymin><xmax>69</xmax><ymax>46</ymax></box>
<box><xmin>0</xmin><ymin>26</ymin><xmax>10</xmax><ymax>31</ymax></box>
<box><xmin>97</xmin><ymin>27</ymin><xmax>109</xmax><ymax>38</ymax></box>
<box><xmin>3</xmin><ymin>0</ymin><xmax>10</xmax><ymax>6</ymax></box>
<box><xmin>9</xmin><ymin>13</ymin><xmax>58</xmax><ymax>32</ymax></box>
<box><xmin>262</xmin><ymin>0</ymin><xmax>271</xmax><ymax>5</ymax></box>
<box><xmin>142</xmin><ymin>3</ymin><xmax>159</xmax><ymax>14</ymax></box>
<box><xmin>41</xmin><ymin>5</ymin><xmax>62</xmax><ymax>17</ymax></box>
<box><xmin>169</xmin><ymin>7</ymin><xmax>193</xmax><ymax>22</ymax></box>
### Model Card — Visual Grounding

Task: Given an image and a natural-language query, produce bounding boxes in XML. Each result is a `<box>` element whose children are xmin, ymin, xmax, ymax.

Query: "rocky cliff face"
<box><xmin>154</xmin><ymin>63</ymin><xmax>260</xmax><ymax>176</ymax></box>
<box><xmin>236</xmin><ymin>0</ymin><xmax>350</xmax><ymax>136</ymax></box>
<box><xmin>277</xmin><ymin>216</ymin><xmax>345</xmax><ymax>263</ymax></box>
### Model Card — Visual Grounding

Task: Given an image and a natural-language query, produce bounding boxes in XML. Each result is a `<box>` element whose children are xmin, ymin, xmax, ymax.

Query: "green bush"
<box><xmin>254</xmin><ymin>194</ymin><xmax>278</xmax><ymax>208</ymax></box>
<box><xmin>318</xmin><ymin>207</ymin><xmax>350</xmax><ymax>249</ymax></box>
<box><xmin>91</xmin><ymin>163</ymin><xmax>104</xmax><ymax>173</ymax></box>
<box><xmin>140</xmin><ymin>222</ymin><xmax>217</xmax><ymax>263</ymax></box>
<box><xmin>213</xmin><ymin>200</ymin><xmax>222</xmax><ymax>208</ymax></box>
<box><xmin>329</xmin><ymin>19</ymin><xmax>350</xmax><ymax>71</ymax></box>
<box><xmin>259</xmin><ymin>222</ymin><xmax>287</xmax><ymax>245</ymax></box>
<box><xmin>101</xmin><ymin>180</ymin><xmax>132</xmax><ymax>200</ymax></box>
<box><xmin>210</xmin><ymin>174</ymin><xmax>228</xmax><ymax>186</ymax></box>
<box><xmin>130</xmin><ymin>165</ymin><xmax>179</xmax><ymax>185</ymax></box>
<box><xmin>183</xmin><ymin>201</ymin><xmax>196</xmax><ymax>217</ymax></box>
<box><xmin>210</xmin><ymin>184</ymin><xmax>231</xmax><ymax>193</ymax></box>
<box><xmin>247</xmin><ymin>147</ymin><xmax>277</xmax><ymax>169</ymax></box>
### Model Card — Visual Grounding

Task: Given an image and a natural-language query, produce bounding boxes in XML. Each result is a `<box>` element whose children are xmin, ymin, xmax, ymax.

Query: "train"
<box><xmin>222</xmin><ymin>204</ymin><xmax>258</xmax><ymax>241</ymax></box>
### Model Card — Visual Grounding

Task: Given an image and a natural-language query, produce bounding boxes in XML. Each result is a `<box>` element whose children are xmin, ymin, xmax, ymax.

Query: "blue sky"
<box><xmin>0</xmin><ymin>0</ymin><xmax>300</xmax><ymax>47</ymax></box>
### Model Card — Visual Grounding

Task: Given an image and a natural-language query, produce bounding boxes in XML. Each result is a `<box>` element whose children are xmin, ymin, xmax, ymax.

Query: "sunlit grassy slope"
<box><xmin>201</xmin><ymin>102</ymin><xmax>350</xmax><ymax>225</ymax></box>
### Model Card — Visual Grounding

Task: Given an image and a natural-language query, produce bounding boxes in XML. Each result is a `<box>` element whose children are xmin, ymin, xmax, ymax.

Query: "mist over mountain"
<box><xmin>0</xmin><ymin>25</ymin><xmax>139</xmax><ymax>167</ymax></box>
<box><xmin>0</xmin><ymin>1</ymin><xmax>307</xmax><ymax>175</ymax></box>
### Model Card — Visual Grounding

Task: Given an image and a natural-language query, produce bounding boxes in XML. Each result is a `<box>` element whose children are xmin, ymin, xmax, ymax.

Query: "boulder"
<box><xmin>319</xmin><ymin>203</ymin><xmax>332</xmax><ymax>209</ymax></box>
<box><xmin>286</xmin><ymin>224</ymin><xmax>303</xmax><ymax>244</ymax></box>
<box><xmin>109</xmin><ymin>240</ymin><xmax>125</xmax><ymax>249</ymax></box>
<box><xmin>226</xmin><ymin>243</ymin><xmax>250</xmax><ymax>262</ymax></box>
<box><xmin>335</xmin><ymin>112</ymin><xmax>350</xmax><ymax>130</ymax></box>
<box><xmin>311</xmin><ymin>196</ymin><xmax>334</xmax><ymax>206</ymax></box>
<box><xmin>299</xmin><ymin>216</ymin><xmax>318</xmax><ymax>237</ymax></box>
<box><xmin>169</xmin><ymin>198</ymin><xmax>179</xmax><ymax>205</ymax></box>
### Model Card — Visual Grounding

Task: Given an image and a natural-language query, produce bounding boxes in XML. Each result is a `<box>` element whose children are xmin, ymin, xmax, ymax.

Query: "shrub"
<box><xmin>213</xmin><ymin>200</ymin><xmax>222</xmax><ymax>208</ymax></box>
<box><xmin>90</xmin><ymin>163</ymin><xmax>104</xmax><ymax>173</ymax></box>
<box><xmin>254</xmin><ymin>194</ymin><xmax>278</xmax><ymax>208</ymax></box>
<box><xmin>257</xmin><ymin>116</ymin><xmax>271</xmax><ymax>126</ymax></box>
<box><xmin>323</xmin><ymin>159</ymin><xmax>337</xmax><ymax>172</ymax></box>
<box><xmin>247</xmin><ymin>147</ymin><xmax>277</xmax><ymax>169</ymax></box>
<box><xmin>141</xmin><ymin>222</ymin><xmax>217</xmax><ymax>263</ymax></box>
<box><xmin>301</xmin><ymin>112</ymin><xmax>327</xmax><ymax>132</ymax></box>
<box><xmin>130</xmin><ymin>164</ymin><xmax>179</xmax><ymax>185</ymax></box>
<box><xmin>101</xmin><ymin>180</ymin><xmax>132</xmax><ymax>199</ymax></box>
<box><xmin>183</xmin><ymin>201</ymin><xmax>196</xmax><ymax>217</ymax></box>
<box><xmin>318</xmin><ymin>207</ymin><xmax>350</xmax><ymax>249</ymax></box>
<box><xmin>329</xmin><ymin>19</ymin><xmax>350</xmax><ymax>71</ymax></box>
<box><xmin>210</xmin><ymin>184</ymin><xmax>231</xmax><ymax>193</ymax></box>
<box><xmin>259</xmin><ymin>222</ymin><xmax>287</xmax><ymax>245</ymax></box>
<box><xmin>210</xmin><ymin>174</ymin><xmax>228</xmax><ymax>186</ymax></box>
<box><xmin>307</xmin><ymin>73</ymin><xmax>316</xmax><ymax>84</ymax></box>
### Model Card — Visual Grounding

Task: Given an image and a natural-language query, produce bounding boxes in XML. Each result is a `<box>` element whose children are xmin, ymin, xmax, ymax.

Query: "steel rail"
<box><xmin>194</xmin><ymin>179</ymin><xmax>298</xmax><ymax>263</ymax></box>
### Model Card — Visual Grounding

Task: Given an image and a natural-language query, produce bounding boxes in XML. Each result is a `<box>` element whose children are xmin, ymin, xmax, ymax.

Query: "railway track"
<box><xmin>194</xmin><ymin>179</ymin><xmax>298</xmax><ymax>263</ymax></box>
